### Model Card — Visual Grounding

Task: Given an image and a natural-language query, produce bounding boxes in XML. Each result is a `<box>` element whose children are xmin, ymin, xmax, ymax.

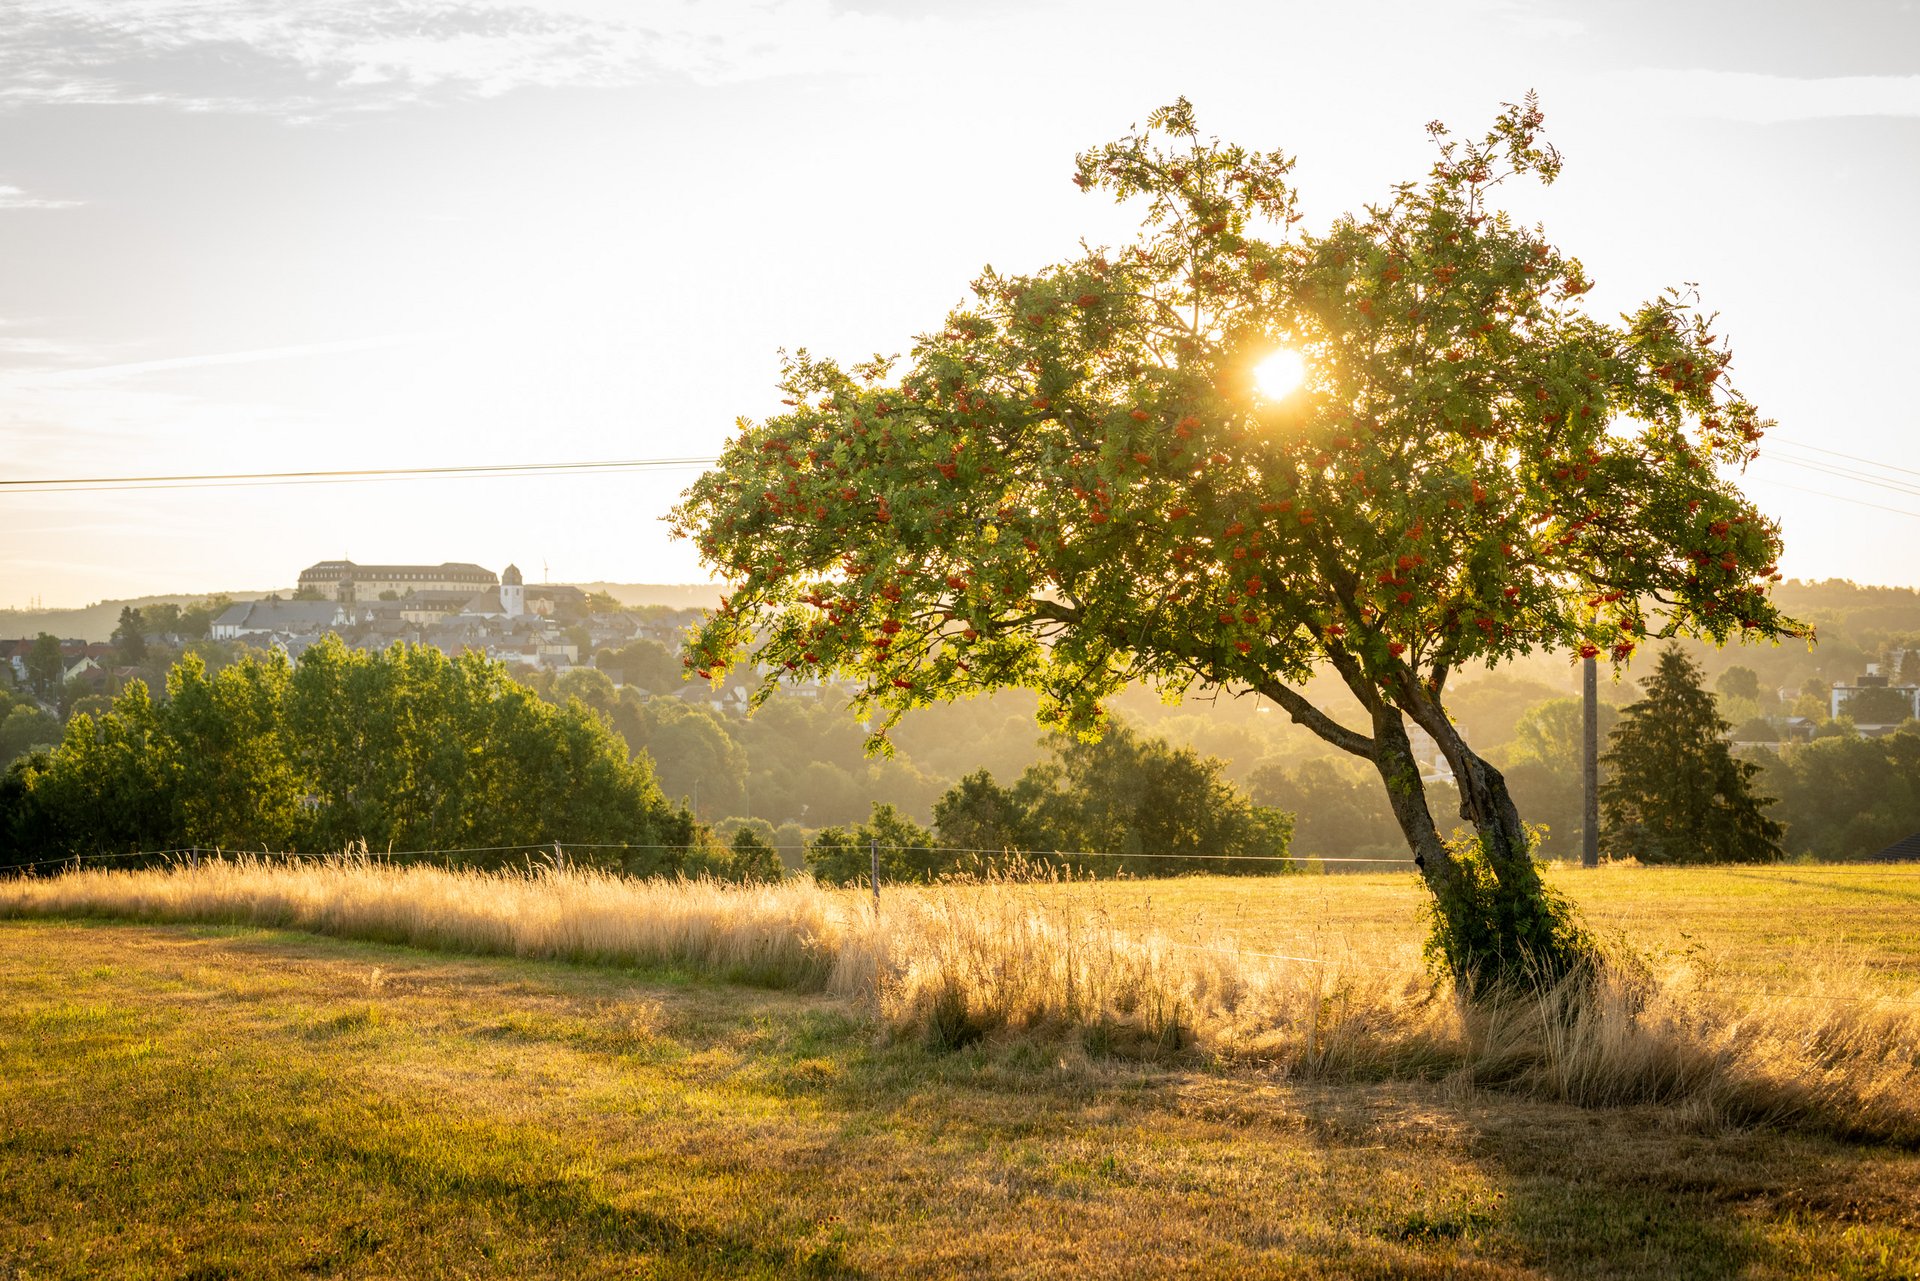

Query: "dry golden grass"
<box><xmin>1017</xmin><ymin>862</ymin><xmax>1920</xmax><ymax>993</ymax></box>
<box><xmin>4</xmin><ymin>857</ymin><xmax>1917</xmax><ymax>1145</ymax></box>
<box><xmin>9</xmin><ymin>919</ymin><xmax>1918</xmax><ymax>1278</ymax></box>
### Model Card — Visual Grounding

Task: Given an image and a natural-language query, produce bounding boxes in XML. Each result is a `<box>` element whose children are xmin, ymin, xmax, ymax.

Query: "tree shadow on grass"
<box><xmin>217</xmin><ymin>923</ymin><xmax>1920</xmax><ymax>1279</ymax></box>
<box><xmin>13</xmin><ymin>922</ymin><xmax>1916</xmax><ymax>1281</ymax></box>
<box><xmin>816</xmin><ymin>1038</ymin><xmax>1920</xmax><ymax>1279</ymax></box>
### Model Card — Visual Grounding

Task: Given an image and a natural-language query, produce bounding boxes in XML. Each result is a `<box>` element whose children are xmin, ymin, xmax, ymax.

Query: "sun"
<box><xmin>1253</xmin><ymin>348</ymin><xmax>1306</xmax><ymax>400</ymax></box>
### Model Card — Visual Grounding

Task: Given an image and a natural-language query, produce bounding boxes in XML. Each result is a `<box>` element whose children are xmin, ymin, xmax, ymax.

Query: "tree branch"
<box><xmin>1252</xmin><ymin>675</ymin><xmax>1377</xmax><ymax>759</ymax></box>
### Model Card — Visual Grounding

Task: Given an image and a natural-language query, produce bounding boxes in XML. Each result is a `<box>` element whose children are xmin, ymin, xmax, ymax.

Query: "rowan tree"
<box><xmin>672</xmin><ymin>97</ymin><xmax>1803</xmax><ymax>992</ymax></box>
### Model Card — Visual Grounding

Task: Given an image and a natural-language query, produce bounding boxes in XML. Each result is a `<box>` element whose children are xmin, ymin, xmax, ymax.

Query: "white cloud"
<box><xmin>0</xmin><ymin>184</ymin><xmax>80</xmax><ymax>209</ymax></box>
<box><xmin>20</xmin><ymin>332</ymin><xmax>442</xmax><ymax>385</ymax></box>
<box><xmin>1612</xmin><ymin>69</ymin><xmax>1920</xmax><ymax>123</ymax></box>
<box><xmin>0</xmin><ymin>0</ymin><xmax>942</xmax><ymax>116</ymax></box>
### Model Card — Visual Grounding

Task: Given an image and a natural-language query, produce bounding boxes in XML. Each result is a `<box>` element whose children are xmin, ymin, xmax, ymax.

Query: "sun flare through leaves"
<box><xmin>1253</xmin><ymin>348</ymin><xmax>1306</xmax><ymax>400</ymax></box>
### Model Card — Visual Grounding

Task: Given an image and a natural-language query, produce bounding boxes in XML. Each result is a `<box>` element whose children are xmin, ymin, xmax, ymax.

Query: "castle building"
<box><xmin>297</xmin><ymin>560</ymin><xmax>497</xmax><ymax>602</ymax></box>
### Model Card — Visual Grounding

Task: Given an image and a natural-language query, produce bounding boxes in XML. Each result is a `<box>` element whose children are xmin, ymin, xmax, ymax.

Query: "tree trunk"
<box><xmin>1412</xmin><ymin>706</ymin><xmax>1591</xmax><ymax>993</ymax></box>
<box><xmin>1254</xmin><ymin>664</ymin><xmax>1590</xmax><ymax>997</ymax></box>
<box><xmin>1363</xmin><ymin>704</ymin><xmax>1479</xmax><ymax>976</ymax></box>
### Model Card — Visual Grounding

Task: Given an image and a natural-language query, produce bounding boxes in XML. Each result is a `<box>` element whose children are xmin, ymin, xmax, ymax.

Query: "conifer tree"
<box><xmin>1600</xmin><ymin>647</ymin><xmax>1783</xmax><ymax>863</ymax></box>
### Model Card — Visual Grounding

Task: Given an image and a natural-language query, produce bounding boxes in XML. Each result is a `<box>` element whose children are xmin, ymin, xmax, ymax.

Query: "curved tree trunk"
<box><xmin>1410</xmin><ymin>703</ymin><xmax>1591</xmax><ymax>993</ymax></box>
<box><xmin>1363</xmin><ymin>703</ymin><xmax>1477</xmax><ymax>976</ymax></box>
<box><xmin>1255</xmin><ymin>664</ymin><xmax>1589</xmax><ymax>998</ymax></box>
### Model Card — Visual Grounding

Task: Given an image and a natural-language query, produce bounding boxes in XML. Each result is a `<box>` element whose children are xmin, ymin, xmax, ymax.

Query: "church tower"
<box><xmin>501</xmin><ymin>563</ymin><xmax>524</xmax><ymax>618</ymax></box>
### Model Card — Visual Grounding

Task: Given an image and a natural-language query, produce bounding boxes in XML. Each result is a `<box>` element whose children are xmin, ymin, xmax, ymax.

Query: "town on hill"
<box><xmin>216</xmin><ymin>560</ymin><xmax>620</xmax><ymax>670</ymax></box>
<box><xmin>1</xmin><ymin>558</ymin><xmax>829</xmax><ymax>729</ymax></box>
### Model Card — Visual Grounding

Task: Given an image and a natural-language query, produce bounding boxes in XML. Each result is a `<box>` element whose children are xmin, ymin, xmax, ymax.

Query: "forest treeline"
<box><xmin>7</xmin><ymin>576</ymin><xmax>1920</xmax><ymax>867</ymax></box>
<box><xmin>1</xmin><ymin>639</ymin><xmax>698</xmax><ymax>872</ymax></box>
<box><xmin>0</xmin><ymin>640</ymin><xmax>1292</xmax><ymax>879</ymax></box>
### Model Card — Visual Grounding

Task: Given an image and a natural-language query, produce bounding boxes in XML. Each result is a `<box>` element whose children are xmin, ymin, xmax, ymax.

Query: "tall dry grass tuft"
<box><xmin>4</xmin><ymin>857</ymin><xmax>1916</xmax><ymax>1143</ymax></box>
<box><xmin>0</xmin><ymin>855</ymin><xmax>848</xmax><ymax>990</ymax></box>
<box><xmin>865</xmin><ymin>867</ymin><xmax>1461</xmax><ymax>1077</ymax></box>
<box><xmin>1471</xmin><ymin>954</ymin><xmax>1920</xmax><ymax>1143</ymax></box>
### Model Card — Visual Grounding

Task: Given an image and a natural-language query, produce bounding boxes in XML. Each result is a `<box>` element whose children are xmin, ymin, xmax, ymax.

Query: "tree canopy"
<box><xmin>113</xmin><ymin>606</ymin><xmax>148</xmax><ymax>663</ymax></box>
<box><xmin>1</xmin><ymin>638</ymin><xmax>695</xmax><ymax>870</ymax></box>
<box><xmin>1754</xmin><ymin>728</ymin><xmax>1920</xmax><ymax>860</ymax></box>
<box><xmin>24</xmin><ymin>634</ymin><xmax>64</xmax><ymax>700</ymax></box>
<box><xmin>924</xmin><ymin>721</ymin><xmax>1290</xmax><ymax>876</ymax></box>
<box><xmin>1844</xmin><ymin>684</ymin><xmax>1914</xmax><ymax>726</ymax></box>
<box><xmin>671</xmin><ymin>97</ymin><xmax>1803</xmax><ymax>989</ymax></box>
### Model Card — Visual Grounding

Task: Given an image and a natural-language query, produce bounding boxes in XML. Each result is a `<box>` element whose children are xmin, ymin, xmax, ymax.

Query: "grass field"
<box><xmin>3</xmin><ymin>863</ymin><xmax>1918</xmax><ymax>1278</ymax></box>
<box><xmin>1003</xmin><ymin>863</ymin><xmax>1920</xmax><ymax>994</ymax></box>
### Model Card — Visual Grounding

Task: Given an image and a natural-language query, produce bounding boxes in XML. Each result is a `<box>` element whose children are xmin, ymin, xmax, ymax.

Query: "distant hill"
<box><xmin>1773</xmin><ymin>578</ymin><xmax>1920</xmax><ymax>644</ymax></box>
<box><xmin>0</xmin><ymin>583</ymin><xmax>723</xmax><ymax>641</ymax></box>
<box><xmin>576</xmin><ymin>583</ymin><xmax>723</xmax><ymax>610</ymax></box>
<box><xmin>7</xmin><ymin>577</ymin><xmax>1912</xmax><ymax>675</ymax></box>
<box><xmin>0</xmin><ymin>591</ymin><xmax>282</xmax><ymax>643</ymax></box>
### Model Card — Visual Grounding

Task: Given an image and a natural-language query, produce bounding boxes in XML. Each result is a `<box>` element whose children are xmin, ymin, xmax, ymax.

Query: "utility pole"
<box><xmin>1582</xmin><ymin>654</ymin><xmax>1600</xmax><ymax>868</ymax></box>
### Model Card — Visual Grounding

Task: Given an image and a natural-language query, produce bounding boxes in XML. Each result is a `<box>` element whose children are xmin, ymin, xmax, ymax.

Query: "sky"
<box><xmin>2</xmin><ymin>0</ymin><xmax>1917</xmax><ymax>607</ymax></box>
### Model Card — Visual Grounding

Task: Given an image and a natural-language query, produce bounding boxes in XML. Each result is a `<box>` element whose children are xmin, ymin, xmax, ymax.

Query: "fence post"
<box><xmin>188</xmin><ymin>846</ymin><xmax>198</xmax><ymax>870</ymax></box>
<box><xmin>869</xmin><ymin>837</ymin><xmax>880</xmax><ymax>909</ymax></box>
<box><xmin>553</xmin><ymin>840</ymin><xmax>566</xmax><ymax>872</ymax></box>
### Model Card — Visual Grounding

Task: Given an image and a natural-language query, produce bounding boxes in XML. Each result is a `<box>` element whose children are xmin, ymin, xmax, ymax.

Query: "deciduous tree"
<box><xmin>1009</xmin><ymin>723</ymin><xmax>1289</xmax><ymax>875</ymax></box>
<box><xmin>1752</xmin><ymin>728</ymin><xmax>1920</xmax><ymax>859</ymax></box>
<box><xmin>1714</xmin><ymin>665</ymin><xmax>1760</xmax><ymax>703</ymax></box>
<box><xmin>24</xmin><ymin>634</ymin><xmax>64</xmax><ymax>701</ymax></box>
<box><xmin>726</xmin><ymin>827</ymin><xmax>783</xmax><ymax>883</ymax></box>
<box><xmin>113</xmin><ymin>606</ymin><xmax>149</xmax><ymax>664</ymax></box>
<box><xmin>0</xmin><ymin>639</ymin><xmax>693</xmax><ymax>869</ymax></box>
<box><xmin>930</xmin><ymin>768</ymin><xmax>1028</xmax><ymax>856</ymax></box>
<box><xmin>805</xmin><ymin>802</ymin><xmax>936</xmax><ymax>886</ymax></box>
<box><xmin>674</xmin><ymin>98</ymin><xmax>1802</xmax><ymax>991</ymax></box>
<box><xmin>1843</xmin><ymin>684</ymin><xmax>1914</xmax><ymax>726</ymax></box>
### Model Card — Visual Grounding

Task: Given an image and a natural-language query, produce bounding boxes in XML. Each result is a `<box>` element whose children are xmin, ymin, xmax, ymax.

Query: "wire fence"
<box><xmin>10</xmin><ymin>839</ymin><xmax>1920</xmax><ymax>878</ymax></box>
<box><xmin>4</xmin><ymin>842</ymin><xmax>1920</xmax><ymax>1008</ymax></box>
<box><xmin>0</xmin><ymin>841</ymin><xmax>1416</xmax><ymax>877</ymax></box>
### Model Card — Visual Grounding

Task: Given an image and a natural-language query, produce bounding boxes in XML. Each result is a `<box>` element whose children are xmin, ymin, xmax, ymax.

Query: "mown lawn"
<box><xmin>3</xmin><ymin>917</ymin><xmax>1917</xmax><ymax>1279</ymax></box>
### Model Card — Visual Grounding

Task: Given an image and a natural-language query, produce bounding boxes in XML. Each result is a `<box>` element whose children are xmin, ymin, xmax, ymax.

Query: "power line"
<box><xmin>1772</xmin><ymin>435</ymin><xmax>1920</xmax><ymax>483</ymax></box>
<box><xmin>2</xmin><ymin>432</ymin><xmax>1912</xmax><ymax>510</ymax></box>
<box><xmin>1764</xmin><ymin>450</ymin><xmax>1920</xmax><ymax>501</ymax></box>
<box><xmin>1744</xmin><ymin>473</ymin><xmax>1920</xmax><ymax>522</ymax></box>
<box><xmin>0</xmin><ymin>455</ymin><xmax>720</xmax><ymax>495</ymax></box>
